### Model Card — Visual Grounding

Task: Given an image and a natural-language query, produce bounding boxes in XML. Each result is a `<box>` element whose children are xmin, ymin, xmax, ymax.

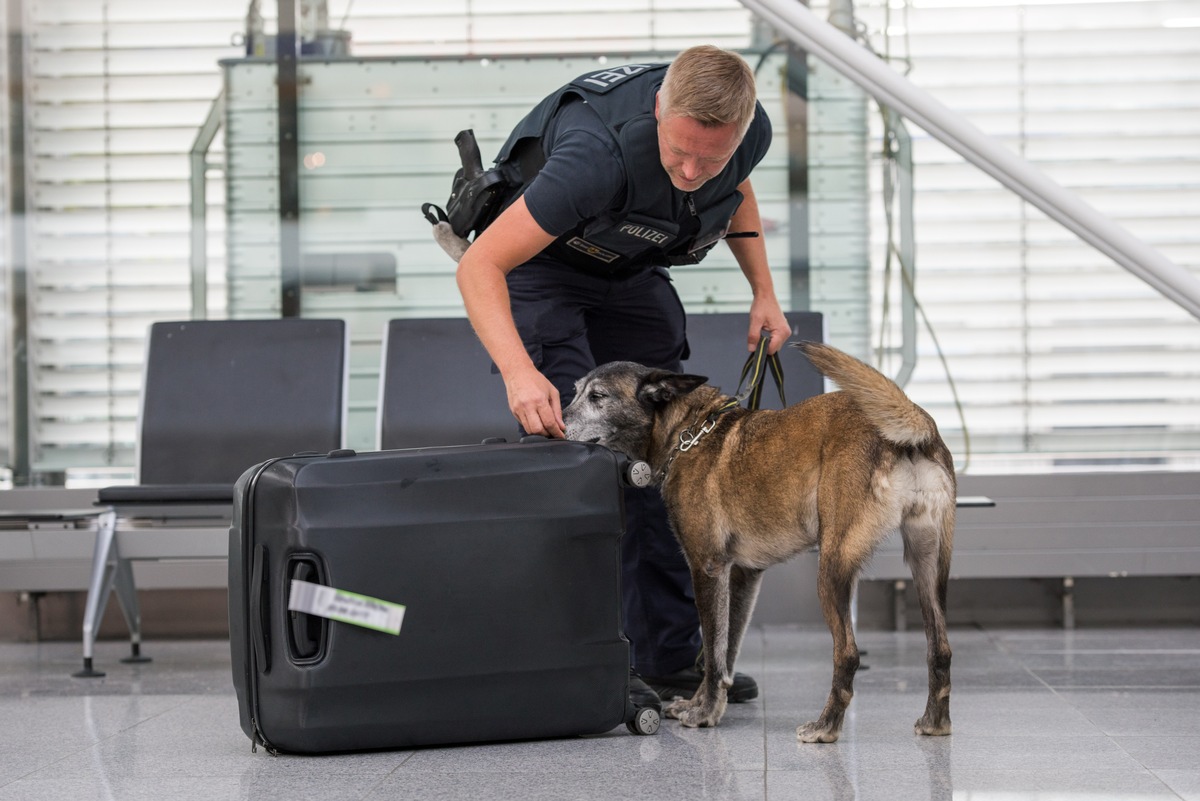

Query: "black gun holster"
<box><xmin>422</xmin><ymin>129</ymin><xmax>515</xmax><ymax>241</ymax></box>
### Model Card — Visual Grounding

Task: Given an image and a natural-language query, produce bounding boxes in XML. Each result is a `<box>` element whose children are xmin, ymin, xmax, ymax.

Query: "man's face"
<box><xmin>655</xmin><ymin>94</ymin><xmax>742</xmax><ymax>193</ymax></box>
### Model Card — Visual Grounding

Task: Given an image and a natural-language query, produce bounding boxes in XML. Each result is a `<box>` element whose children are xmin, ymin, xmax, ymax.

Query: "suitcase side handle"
<box><xmin>249</xmin><ymin>544</ymin><xmax>272</xmax><ymax>674</ymax></box>
<box><xmin>287</xmin><ymin>558</ymin><xmax>327</xmax><ymax>662</ymax></box>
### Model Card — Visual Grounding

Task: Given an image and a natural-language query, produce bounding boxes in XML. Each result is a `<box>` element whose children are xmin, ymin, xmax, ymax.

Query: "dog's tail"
<box><xmin>795</xmin><ymin>341</ymin><xmax>939</xmax><ymax>447</ymax></box>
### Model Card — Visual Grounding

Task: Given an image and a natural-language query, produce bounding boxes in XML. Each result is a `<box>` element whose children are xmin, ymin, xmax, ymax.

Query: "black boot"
<box><xmin>641</xmin><ymin>654</ymin><xmax>759</xmax><ymax>703</ymax></box>
<box><xmin>629</xmin><ymin>672</ymin><xmax>663</xmax><ymax>714</ymax></box>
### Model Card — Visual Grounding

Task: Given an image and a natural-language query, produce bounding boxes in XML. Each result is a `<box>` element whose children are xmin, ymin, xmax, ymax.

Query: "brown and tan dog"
<box><xmin>563</xmin><ymin>342</ymin><xmax>955</xmax><ymax>742</ymax></box>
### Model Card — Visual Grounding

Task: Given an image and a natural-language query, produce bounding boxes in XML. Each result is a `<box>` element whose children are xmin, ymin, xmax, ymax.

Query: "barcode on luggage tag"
<box><xmin>288</xmin><ymin>579</ymin><xmax>406</xmax><ymax>635</ymax></box>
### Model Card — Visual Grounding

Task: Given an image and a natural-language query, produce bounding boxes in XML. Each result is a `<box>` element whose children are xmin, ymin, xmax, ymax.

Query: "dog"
<box><xmin>562</xmin><ymin>341</ymin><xmax>955</xmax><ymax>742</ymax></box>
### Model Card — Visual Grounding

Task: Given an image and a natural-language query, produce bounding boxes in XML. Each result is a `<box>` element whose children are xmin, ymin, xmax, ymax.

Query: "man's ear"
<box><xmin>638</xmin><ymin>370</ymin><xmax>708</xmax><ymax>405</ymax></box>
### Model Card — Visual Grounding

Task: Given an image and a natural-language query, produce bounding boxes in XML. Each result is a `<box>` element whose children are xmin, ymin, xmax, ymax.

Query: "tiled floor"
<box><xmin>2</xmin><ymin>625</ymin><xmax>1198</xmax><ymax>800</ymax></box>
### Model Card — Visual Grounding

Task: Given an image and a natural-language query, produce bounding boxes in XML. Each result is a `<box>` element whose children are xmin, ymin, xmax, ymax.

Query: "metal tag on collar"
<box><xmin>679</xmin><ymin>417</ymin><xmax>717</xmax><ymax>452</ymax></box>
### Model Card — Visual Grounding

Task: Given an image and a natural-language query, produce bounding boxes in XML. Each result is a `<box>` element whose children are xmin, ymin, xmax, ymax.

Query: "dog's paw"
<box><xmin>914</xmin><ymin>715</ymin><xmax>952</xmax><ymax>737</ymax></box>
<box><xmin>664</xmin><ymin>697</ymin><xmax>698</xmax><ymax>720</ymax></box>
<box><xmin>796</xmin><ymin>721</ymin><xmax>841</xmax><ymax>744</ymax></box>
<box><xmin>665</xmin><ymin>695</ymin><xmax>726</xmax><ymax>728</ymax></box>
<box><xmin>667</xmin><ymin>700</ymin><xmax>722</xmax><ymax>728</ymax></box>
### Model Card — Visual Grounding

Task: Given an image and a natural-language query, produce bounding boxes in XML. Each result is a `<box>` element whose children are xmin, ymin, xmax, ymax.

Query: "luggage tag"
<box><xmin>288</xmin><ymin>579</ymin><xmax>406</xmax><ymax>635</ymax></box>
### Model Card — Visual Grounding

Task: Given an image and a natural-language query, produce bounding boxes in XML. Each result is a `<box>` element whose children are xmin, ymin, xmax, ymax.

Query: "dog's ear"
<box><xmin>638</xmin><ymin>371</ymin><xmax>708</xmax><ymax>405</ymax></box>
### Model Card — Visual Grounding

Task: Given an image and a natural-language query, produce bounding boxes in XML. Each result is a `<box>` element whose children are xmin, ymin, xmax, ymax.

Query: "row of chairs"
<box><xmin>72</xmin><ymin>313</ymin><xmax>825</xmax><ymax>676</ymax></box>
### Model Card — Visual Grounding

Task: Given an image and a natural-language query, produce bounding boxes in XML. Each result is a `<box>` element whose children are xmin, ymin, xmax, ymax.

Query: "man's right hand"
<box><xmin>455</xmin><ymin>196</ymin><xmax>562</xmax><ymax>438</ymax></box>
<box><xmin>505</xmin><ymin>364</ymin><xmax>565</xmax><ymax>439</ymax></box>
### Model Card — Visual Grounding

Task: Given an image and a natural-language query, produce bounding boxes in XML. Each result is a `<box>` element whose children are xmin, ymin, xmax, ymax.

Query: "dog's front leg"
<box><xmin>726</xmin><ymin>565</ymin><xmax>765</xmax><ymax>672</ymax></box>
<box><xmin>665</xmin><ymin>559</ymin><xmax>732</xmax><ymax>728</ymax></box>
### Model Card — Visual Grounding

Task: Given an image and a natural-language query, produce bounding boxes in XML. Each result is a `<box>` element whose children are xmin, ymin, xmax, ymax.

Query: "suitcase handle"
<box><xmin>287</xmin><ymin>559</ymin><xmax>326</xmax><ymax>662</ymax></box>
<box><xmin>249</xmin><ymin>544</ymin><xmax>272</xmax><ymax>673</ymax></box>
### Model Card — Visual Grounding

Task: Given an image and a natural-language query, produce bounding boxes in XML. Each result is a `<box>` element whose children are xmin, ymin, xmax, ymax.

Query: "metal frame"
<box><xmin>188</xmin><ymin>92</ymin><xmax>225</xmax><ymax>321</ymax></box>
<box><xmin>276</xmin><ymin>0</ymin><xmax>302</xmax><ymax>317</ymax></box>
<box><xmin>5</xmin><ymin>0</ymin><xmax>30</xmax><ymax>484</ymax></box>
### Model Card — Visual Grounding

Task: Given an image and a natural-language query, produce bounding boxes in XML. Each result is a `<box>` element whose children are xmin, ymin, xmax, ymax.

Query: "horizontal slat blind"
<box><xmin>18</xmin><ymin>1</ymin><xmax>761</xmax><ymax>472</ymax></box>
<box><xmin>314</xmin><ymin>1</ymin><xmax>757</xmax><ymax>57</ymax></box>
<box><xmin>15</xmin><ymin>0</ymin><xmax>1199</xmax><ymax>476</ymax></box>
<box><xmin>24</xmin><ymin>1</ymin><xmax>242</xmax><ymax>472</ymax></box>
<box><xmin>831</xmin><ymin>0</ymin><xmax>1200</xmax><ymax>471</ymax></box>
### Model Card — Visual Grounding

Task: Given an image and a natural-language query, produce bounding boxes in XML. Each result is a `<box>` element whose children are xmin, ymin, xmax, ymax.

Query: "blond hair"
<box><xmin>658</xmin><ymin>45</ymin><xmax>758</xmax><ymax>137</ymax></box>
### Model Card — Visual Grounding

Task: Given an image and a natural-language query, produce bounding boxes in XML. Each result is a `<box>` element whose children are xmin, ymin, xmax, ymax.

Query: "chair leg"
<box><xmin>74</xmin><ymin>509</ymin><xmax>119</xmax><ymax>678</ymax></box>
<box><xmin>114</xmin><ymin>557</ymin><xmax>151</xmax><ymax>664</ymax></box>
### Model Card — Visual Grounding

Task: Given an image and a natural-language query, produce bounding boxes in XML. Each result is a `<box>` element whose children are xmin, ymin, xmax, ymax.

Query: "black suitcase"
<box><xmin>228</xmin><ymin>439</ymin><xmax>660</xmax><ymax>754</ymax></box>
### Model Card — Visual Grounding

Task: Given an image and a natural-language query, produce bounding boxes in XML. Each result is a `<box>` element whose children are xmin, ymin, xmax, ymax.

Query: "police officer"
<box><xmin>456</xmin><ymin>45</ymin><xmax>791</xmax><ymax>707</ymax></box>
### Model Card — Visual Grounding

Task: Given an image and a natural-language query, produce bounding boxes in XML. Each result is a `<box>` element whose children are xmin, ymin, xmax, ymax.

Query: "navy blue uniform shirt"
<box><xmin>522</xmin><ymin>95</ymin><xmax>772</xmax><ymax>242</ymax></box>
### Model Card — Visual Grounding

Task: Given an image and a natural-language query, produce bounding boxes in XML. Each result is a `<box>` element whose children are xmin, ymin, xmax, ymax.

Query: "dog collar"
<box><xmin>678</xmin><ymin>400</ymin><xmax>738</xmax><ymax>452</ymax></box>
<box><xmin>655</xmin><ymin>335</ymin><xmax>781</xmax><ymax>482</ymax></box>
<box><xmin>655</xmin><ymin>399</ymin><xmax>741</xmax><ymax>483</ymax></box>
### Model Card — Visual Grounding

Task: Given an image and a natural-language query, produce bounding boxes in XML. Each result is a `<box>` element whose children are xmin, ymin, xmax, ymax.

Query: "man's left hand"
<box><xmin>748</xmin><ymin>293</ymin><xmax>792</xmax><ymax>355</ymax></box>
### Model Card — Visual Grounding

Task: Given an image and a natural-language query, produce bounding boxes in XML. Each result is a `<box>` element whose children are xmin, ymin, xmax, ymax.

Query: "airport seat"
<box><xmin>378</xmin><ymin>317</ymin><xmax>517</xmax><ymax>449</ymax></box>
<box><xmin>75</xmin><ymin>318</ymin><xmax>348</xmax><ymax>677</ymax></box>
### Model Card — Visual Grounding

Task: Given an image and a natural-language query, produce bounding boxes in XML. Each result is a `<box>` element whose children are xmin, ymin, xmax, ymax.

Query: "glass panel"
<box><xmin>223</xmin><ymin>50</ymin><xmax>789</xmax><ymax>451</ymax></box>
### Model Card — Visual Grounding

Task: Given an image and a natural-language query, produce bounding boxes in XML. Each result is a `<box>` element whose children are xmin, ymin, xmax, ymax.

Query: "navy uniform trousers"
<box><xmin>507</xmin><ymin>260</ymin><xmax>701</xmax><ymax>676</ymax></box>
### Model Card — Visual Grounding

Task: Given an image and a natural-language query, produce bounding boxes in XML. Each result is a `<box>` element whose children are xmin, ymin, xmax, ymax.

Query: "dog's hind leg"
<box><xmin>797</xmin><ymin>551</ymin><xmax>861</xmax><ymax>744</ymax></box>
<box><xmin>901</xmin><ymin>503</ymin><xmax>954</xmax><ymax>737</ymax></box>
<box><xmin>665</xmin><ymin>558</ymin><xmax>732</xmax><ymax>728</ymax></box>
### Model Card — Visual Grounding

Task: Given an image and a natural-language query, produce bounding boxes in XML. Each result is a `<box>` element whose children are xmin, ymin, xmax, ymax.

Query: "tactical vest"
<box><xmin>495</xmin><ymin>62</ymin><xmax>766</xmax><ymax>276</ymax></box>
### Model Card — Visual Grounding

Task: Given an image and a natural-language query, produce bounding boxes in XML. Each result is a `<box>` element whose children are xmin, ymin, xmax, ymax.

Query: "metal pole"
<box><xmin>885</xmin><ymin>108</ymin><xmax>918</xmax><ymax>388</ymax></box>
<box><xmin>277</xmin><ymin>0</ymin><xmax>301</xmax><ymax>318</ymax></box>
<box><xmin>188</xmin><ymin>91</ymin><xmax>225</xmax><ymax>321</ymax></box>
<box><xmin>6</xmin><ymin>0</ymin><xmax>31</xmax><ymax>484</ymax></box>
<box><xmin>739</xmin><ymin>0</ymin><xmax>1200</xmax><ymax>321</ymax></box>
<box><xmin>784</xmin><ymin>45</ymin><xmax>811</xmax><ymax>312</ymax></box>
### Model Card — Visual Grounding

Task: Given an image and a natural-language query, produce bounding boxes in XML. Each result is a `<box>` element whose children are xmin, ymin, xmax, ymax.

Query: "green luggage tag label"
<box><xmin>287</xmin><ymin>579</ymin><xmax>406</xmax><ymax>635</ymax></box>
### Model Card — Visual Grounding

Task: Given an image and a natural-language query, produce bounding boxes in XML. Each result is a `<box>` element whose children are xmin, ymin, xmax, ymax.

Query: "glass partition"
<box><xmin>221</xmin><ymin>52</ymin><xmax>792</xmax><ymax>449</ymax></box>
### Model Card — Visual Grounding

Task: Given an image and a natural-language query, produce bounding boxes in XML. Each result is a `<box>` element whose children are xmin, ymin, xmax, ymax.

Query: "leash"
<box><xmin>659</xmin><ymin>334</ymin><xmax>787</xmax><ymax>481</ymax></box>
<box><xmin>733</xmin><ymin>334</ymin><xmax>786</xmax><ymax>412</ymax></box>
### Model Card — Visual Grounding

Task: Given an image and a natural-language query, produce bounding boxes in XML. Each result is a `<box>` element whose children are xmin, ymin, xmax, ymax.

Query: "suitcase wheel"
<box><xmin>627</xmin><ymin>706</ymin><xmax>661</xmax><ymax>736</ymax></box>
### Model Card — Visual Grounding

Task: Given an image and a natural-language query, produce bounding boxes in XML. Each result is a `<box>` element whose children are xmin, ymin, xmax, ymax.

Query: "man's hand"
<box><xmin>505</xmin><ymin>364</ymin><xmax>566</xmax><ymax>439</ymax></box>
<box><xmin>455</xmin><ymin>196</ymin><xmax>562</xmax><ymax>437</ymax></box>
<box><xmin>748</xmin><ymin>292</ymin><xmax>792</xmax><ymax>355</ymax></box>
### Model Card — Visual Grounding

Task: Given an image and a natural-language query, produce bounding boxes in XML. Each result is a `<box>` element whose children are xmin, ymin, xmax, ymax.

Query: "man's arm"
<box><xmin>726</xmin><ymin>178</ymin><xmax>792</xmax><ymax>353</ymax></box>
<box><xmin>455</xmin><ymin>196</ymin><xmax>565</xmax><ymax>437</ymax></box>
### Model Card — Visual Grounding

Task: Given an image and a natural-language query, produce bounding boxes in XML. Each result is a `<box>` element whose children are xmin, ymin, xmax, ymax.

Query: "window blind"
<box><xmin>20</xmin><ymin>0</ymin><xmax>1193</xmax><ymax>476</ymax></box>
<box><xmin>820</xmin><ymin>0</ymin><xmax>1200</xmax><ymax>471</ymax></box>
<box><xmin>18</xmin><ymin>0</ymin><xmax>762</xmax><ymax>474</ymax></box>
<box><xmin>23</xmin><ymin>2</ymin><xmax>245</xmax><ymax>472</ymax></box>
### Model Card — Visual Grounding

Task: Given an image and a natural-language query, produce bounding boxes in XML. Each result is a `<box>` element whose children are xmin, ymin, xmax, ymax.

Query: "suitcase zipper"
<box><xmin>249</xmin><ymin>717</ymin><xmax>279</xmax><ymax>756</ymax></box>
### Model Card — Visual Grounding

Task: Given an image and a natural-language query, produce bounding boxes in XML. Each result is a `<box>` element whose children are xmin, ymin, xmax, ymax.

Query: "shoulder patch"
<box><xmin>572</xmin><ymin>63</ymin><xmax>662</xmax><ymax>94</ymax></box>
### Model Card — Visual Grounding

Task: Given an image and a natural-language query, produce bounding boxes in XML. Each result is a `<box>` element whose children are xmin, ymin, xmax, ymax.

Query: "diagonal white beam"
<box><xmin>741</xmin><ymin>0</ymin><xmax>1200</xmax><ymax>321</ymax></box>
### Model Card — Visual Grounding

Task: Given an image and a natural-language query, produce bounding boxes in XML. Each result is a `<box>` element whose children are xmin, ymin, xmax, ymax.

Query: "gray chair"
<box><xmin>75</xmin><ymin>318</ymin><xmax>348</xmax><ymax>677</ymax></box>
<box><xmin>378</xmin><ymin>318</ymin><xmax>517</xmax><ymax>449</ymax></box>
<box><xmin>377</xmin><ymin>313</ymin><xmax>829</xmax><ymax>450</ymax></box>
<box><xmin>681</xmin><ymin>311</ymin><xmax>826</xmax><ymax>406</ymax></box>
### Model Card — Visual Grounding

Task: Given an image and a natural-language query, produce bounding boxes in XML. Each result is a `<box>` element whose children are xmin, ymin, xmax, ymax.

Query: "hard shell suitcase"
<box><xmin>228</xmin><ymin>439</ymin><xmax>659</xmax><ymax>754</ymax></box>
